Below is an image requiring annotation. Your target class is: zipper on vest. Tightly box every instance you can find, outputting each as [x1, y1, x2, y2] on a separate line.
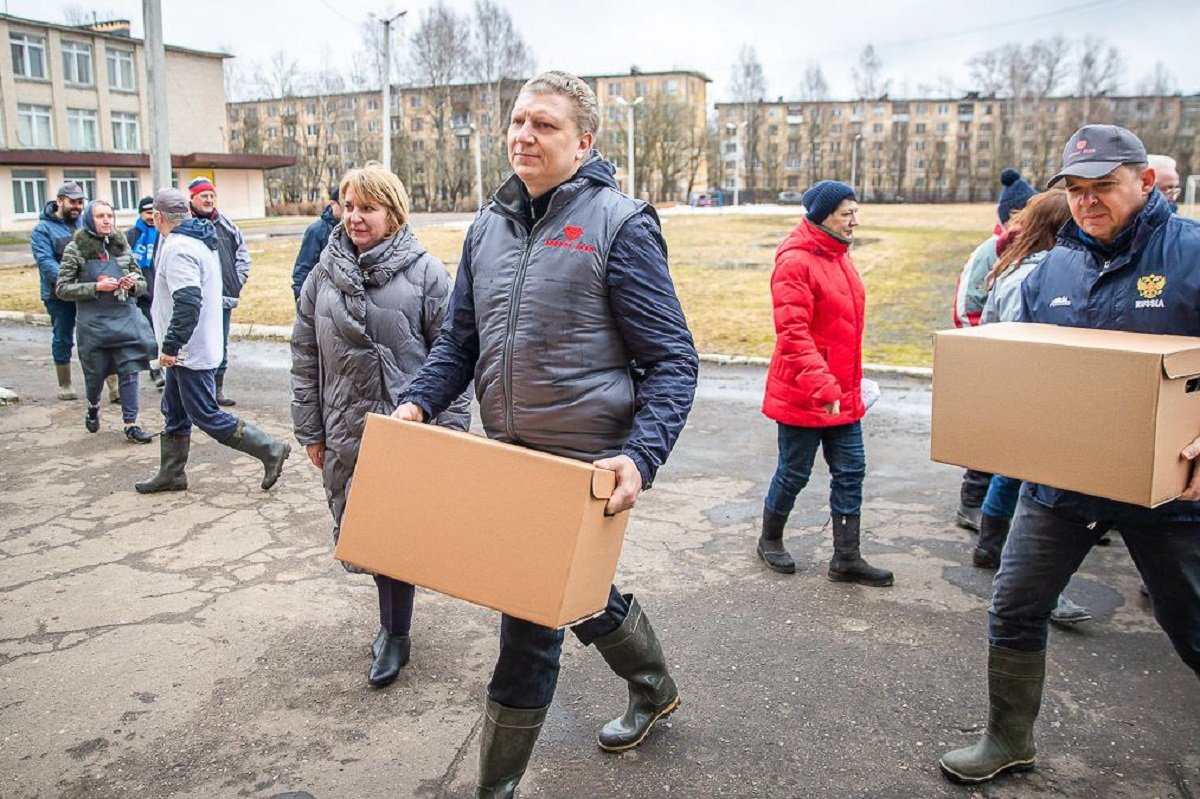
[502, 220, 543, 441]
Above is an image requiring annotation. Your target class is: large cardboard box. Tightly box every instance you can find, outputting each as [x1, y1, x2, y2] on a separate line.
[335, 413, 629, 628]
[931, 322, 1200, 507]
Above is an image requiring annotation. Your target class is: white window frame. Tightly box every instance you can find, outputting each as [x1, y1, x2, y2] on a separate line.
[67, 108, 99, 150]
[12, 169, 47, 216]
[110, 171, 139, 211]
[11, 32, 47, 79]
[112, 112, 140, 152]
[62, 41, 93, 85]
[63, 170, 96, 201]
[106, 48, 136, 91]
[17, 104, 53, 148]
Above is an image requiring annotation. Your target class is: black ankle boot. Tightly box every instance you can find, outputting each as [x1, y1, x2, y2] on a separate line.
[84, 404, 100, 433]
[973, 514, 1011, 569]
[593, 595, 680, 752]
[367, 632, 410, 687]
[757, 509, 796, 573]
[828, 513, 894, 587]
[476, 698, 548, 799]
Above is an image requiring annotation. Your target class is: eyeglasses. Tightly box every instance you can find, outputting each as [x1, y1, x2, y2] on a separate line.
[1162, 186, 1182, 199]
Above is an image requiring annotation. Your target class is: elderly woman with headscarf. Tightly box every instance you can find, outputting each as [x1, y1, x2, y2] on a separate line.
[291, 163, 470, 689]
[55, 200, 156, 443]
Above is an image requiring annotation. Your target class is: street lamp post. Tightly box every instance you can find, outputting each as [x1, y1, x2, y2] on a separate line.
[456, 125, 484, 210]
[378, 10, 407, 172]
[614, 96, 643, 197]
[850, 133, 863, 195]
[726, 121, 747, 206]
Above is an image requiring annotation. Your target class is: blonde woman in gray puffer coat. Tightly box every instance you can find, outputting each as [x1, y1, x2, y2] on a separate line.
[291, 163, 470, 689]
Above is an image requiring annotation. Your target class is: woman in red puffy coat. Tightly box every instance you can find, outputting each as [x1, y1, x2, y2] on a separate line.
[758, 180, 893, 587]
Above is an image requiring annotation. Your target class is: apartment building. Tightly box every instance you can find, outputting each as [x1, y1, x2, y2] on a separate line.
[0, 13, 292, 230]
[714, 93, 1200, 203]
[227, 68, 710, 210]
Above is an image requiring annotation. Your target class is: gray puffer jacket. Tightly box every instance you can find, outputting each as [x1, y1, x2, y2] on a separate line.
[291, 224, 470, 533]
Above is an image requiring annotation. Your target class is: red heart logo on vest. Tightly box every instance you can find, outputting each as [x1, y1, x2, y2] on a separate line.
[563, 225, 583, 241]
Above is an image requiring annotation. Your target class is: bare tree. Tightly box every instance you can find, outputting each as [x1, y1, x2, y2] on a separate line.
[409, 1, 474, 209]
[852, 44, 890, 99]
[799, 62, 829, 101]
[729, 45, 766, 103]
[471, 0, 535, 189]
[1074, 34, 1122, 118]
[1029, 36, 1069, 97]
[61, 5, 116, 25]
[1137, 62, 1177, 95]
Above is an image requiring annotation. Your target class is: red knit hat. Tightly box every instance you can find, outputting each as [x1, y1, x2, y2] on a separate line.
[188, 177, 216, 198]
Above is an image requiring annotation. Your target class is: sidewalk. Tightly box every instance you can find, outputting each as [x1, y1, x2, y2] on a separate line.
[0, 322, 1195, 798]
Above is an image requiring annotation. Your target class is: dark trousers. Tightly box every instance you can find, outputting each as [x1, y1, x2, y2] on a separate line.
[487, 585, 629, 709]
[374, 574, 415, 635]
[217, 307, 231, 376]
[764, 421, 866, 517]
[990, 494, 1200, 675]
[960, 469, 993, 508]
[161, 366, 239, 441]
[85, 372, 140, 423]
[43, 297, 76, 364]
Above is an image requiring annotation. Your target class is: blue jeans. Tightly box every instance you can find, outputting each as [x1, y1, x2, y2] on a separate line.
[990, 492, 1200, 675]
[161, 367, 239, 441]
[764, 421, 865, 517]
[487, 585, 629, 709]
[982, 474, 1022, 519]
[43, 297, 76, 364]
[217, 307, 231, 376]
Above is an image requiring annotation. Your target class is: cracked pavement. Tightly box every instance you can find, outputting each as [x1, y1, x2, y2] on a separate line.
[1, 320, 1196, 798]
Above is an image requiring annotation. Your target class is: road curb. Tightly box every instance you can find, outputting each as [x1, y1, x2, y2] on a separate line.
[0, 310, 933, 379]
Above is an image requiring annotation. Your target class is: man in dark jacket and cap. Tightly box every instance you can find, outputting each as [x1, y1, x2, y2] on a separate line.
[940, 124, 1200, 785]
[127, 196, 163, 388]
[394, 70, 699, 798]
[31, 181, 85, 399]
[291, 187, 342, 301]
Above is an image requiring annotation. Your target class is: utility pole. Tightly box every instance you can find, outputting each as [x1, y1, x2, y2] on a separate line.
[142, 0, 171, 192]
[614, 96, 643, 197]
[379, 10, 407, 172]
[456, 125, 483, 209]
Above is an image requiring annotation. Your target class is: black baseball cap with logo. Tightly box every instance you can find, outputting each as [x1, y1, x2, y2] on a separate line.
[1047, 124, 1148, 187]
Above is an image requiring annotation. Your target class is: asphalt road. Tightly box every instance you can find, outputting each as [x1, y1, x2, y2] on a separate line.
[0, 321, 1196, 799]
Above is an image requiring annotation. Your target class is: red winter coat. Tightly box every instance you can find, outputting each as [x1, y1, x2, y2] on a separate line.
[762, 219, 865, 428]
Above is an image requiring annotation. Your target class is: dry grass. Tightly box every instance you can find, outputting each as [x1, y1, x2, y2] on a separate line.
[0, 205, 998, 367]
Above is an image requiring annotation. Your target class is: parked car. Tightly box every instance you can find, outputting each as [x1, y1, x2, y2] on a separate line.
[777, 191, 804, 204]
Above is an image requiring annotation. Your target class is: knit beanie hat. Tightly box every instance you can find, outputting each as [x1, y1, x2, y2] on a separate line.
[188, 177, 216, 198]
[997, 168, 1036, 223]
[803, 180, 857, 224]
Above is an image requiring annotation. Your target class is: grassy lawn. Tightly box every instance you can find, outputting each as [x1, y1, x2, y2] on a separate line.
[0, 203, 996, 367]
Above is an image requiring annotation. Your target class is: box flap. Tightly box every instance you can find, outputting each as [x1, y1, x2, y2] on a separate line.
[1162, 348, 1200, 379]
[591, 469, 616, 499]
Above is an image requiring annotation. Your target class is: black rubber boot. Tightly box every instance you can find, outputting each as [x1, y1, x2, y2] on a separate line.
[593, 595, 680, 752]
[757, 509, 796, 573]
[215, 374, 236, 407]
[827, 513, 894, 587]
[973, 513, 1011, 569]
[475, 698, 548, 799]
[134, 434, 190, 493]
[225, 420, 290, 490]
[939, 646, 1045, 784]
[367, 633, 410, 687]
[150, 367, 165, 389]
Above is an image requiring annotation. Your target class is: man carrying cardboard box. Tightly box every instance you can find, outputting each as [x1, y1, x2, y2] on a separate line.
[393, 71, 699, 798]
[940, 125, 1200, 785]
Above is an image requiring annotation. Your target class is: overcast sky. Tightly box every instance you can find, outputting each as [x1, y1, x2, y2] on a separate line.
[6, 0, 1199, 102]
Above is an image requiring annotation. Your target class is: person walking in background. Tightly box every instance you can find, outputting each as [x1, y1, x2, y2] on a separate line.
[32, 181, 85, 400]
[952, 168, 1036, 532]
[291, 165, 469, 688]
[940, 124, 1200, 785]
[188, 177, 249, 408]
[54, 200, 156, 443]
[757, 180, 893, 588]
[393, 70, 698, 798]
[136, 188, 289, 495]
[127, 196, 164, 389]
[292, 187, 342, 302]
